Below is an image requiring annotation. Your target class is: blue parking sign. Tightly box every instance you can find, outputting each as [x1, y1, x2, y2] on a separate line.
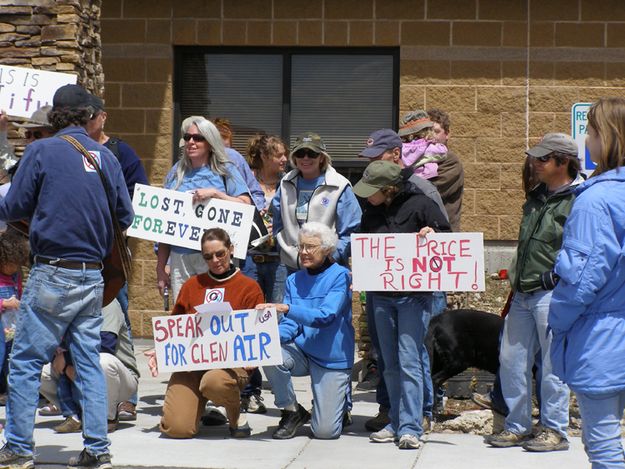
[571, 103, 595, 174]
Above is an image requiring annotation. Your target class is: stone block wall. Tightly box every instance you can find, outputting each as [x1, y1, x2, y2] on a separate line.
[103, 0, 625, 336]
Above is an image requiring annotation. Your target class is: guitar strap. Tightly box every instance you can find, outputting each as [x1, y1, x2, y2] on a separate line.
[59, 135, 132, 281]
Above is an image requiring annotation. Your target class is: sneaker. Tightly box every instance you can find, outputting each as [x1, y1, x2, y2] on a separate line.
[471, 392, 493, 410]
[0, 444, 34, 469]
[422, 415, 432, 434]
[272, 403, 310, 440]
[342, 410, 353, 429]
[365, 409, 390, 432]
[201, 407, 228, 426]
[67, 449, 112, 469]
[485, 430, 531, 448]
[369, 427, 396, 443]
[240, 394, 267, 414]
[398, 434, 421, 449]
[523, 427, 569, 452]
[356, 362, 380, 391]
[54, 416, 82, 434]
[117, 401, 136, 421]
[229, 422, 252, 438]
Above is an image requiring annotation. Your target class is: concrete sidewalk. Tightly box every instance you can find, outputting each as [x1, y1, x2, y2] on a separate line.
[1, 339, 592, 468]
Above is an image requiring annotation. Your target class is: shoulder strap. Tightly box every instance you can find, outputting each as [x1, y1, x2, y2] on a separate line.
[104, 137, 122, 162]
[59, 135, 131, 276]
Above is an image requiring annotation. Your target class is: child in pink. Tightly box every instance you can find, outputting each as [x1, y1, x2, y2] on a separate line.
[398, 113, 448, 180]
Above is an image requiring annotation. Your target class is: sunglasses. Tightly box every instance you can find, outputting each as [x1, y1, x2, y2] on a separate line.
[183, 133, 207, 143]
[25, 130, 45, 140]
[535, 155, 553, 163]
[203, 249, 228, 261]
[294, 150, 320, 159]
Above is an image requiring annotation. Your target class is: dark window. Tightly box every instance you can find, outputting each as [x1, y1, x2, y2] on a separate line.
[174, 47, 399, 178]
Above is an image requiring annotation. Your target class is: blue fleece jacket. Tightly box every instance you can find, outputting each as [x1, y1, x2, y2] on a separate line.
[104, 138, 148, 200]
[549, 168, 625, 394]
[0, 126, 134, 263]
[279, 262, 354, 369]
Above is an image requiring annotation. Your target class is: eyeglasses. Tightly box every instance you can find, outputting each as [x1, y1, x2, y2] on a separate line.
[183, 133, 207, 143]
[203, 249, 228, 261]
[294, 150, 320, 159]
[298, 243, 322, 253]
[25, 130, 45, 140]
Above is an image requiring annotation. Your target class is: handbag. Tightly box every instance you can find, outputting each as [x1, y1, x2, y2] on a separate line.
[60, 135, 131, 306]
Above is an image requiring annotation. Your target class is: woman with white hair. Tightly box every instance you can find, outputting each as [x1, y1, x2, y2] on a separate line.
[156, 116, 252, 301]
[256, 221, 354, 440]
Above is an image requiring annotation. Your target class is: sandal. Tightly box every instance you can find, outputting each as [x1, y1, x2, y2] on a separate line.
[38, 403, 61, 416]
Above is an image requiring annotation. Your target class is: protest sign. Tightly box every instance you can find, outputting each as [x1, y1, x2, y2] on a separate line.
[351, 232, 485, 292]
[127, 184, 255, 259]
[152, 303, 282, 373]
[0, 65, 77, 119]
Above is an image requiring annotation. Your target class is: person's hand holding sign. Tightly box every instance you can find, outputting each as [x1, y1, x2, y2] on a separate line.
[418, 226, 434, 238]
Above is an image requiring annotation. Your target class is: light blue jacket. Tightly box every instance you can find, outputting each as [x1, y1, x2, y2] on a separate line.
[278, 262, 354, 370]
[549, 168, 625, 394]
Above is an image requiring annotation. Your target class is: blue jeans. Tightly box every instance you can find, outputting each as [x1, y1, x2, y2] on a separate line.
[372, 293, 431, 437]
[240, 254, 287, 303]
[421, 305, 434, 418]
[365, 292, 390, 410]
[499, 290, 569, 437]
[58, 373, 81, 418]
[263, 342, 350, 439]
[5, 264, 109, 457]
[577, 391, 625, 469]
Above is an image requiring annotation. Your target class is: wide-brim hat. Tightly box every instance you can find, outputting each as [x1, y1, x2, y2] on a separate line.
[398, 109, 434, 137]
[12, 105, 52, 129]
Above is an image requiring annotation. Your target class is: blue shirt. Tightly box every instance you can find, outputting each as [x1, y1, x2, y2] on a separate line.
[164, 160, 250, 254]
[0, 126, 134, 263]
[104, 138, 149, 200]
[226, 147, 265, 211]
[279, 262, 354, 369]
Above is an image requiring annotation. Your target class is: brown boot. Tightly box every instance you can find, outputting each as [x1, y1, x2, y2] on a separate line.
[54, 416, 81, 433]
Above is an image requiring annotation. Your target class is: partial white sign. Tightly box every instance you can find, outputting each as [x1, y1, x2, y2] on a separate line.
[127, 184, 254, 259]
[351, 232, 485, 292]
[571, 102, 595, 175]
[0, 65, 77, 118]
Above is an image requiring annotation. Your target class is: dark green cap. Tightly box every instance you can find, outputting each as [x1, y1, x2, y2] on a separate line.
[353, 161, 402, 198]
[290, 132, 327, 156]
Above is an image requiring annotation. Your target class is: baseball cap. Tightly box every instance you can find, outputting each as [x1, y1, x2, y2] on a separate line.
[359, 129, 402, 158]
[526, 133, 578, 158]
[290, 132, 327, 156]
[13, 105, 52, 129]
[398, 109, 434, 137]
[353, 161, 402, 198]
[52, 84, 92, 111]
[89, 93, 105, 113]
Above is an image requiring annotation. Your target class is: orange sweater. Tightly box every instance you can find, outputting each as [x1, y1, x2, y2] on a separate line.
[172, 270, 264, 315]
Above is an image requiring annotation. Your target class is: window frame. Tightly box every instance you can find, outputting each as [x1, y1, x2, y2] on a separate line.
[173, 46, 400, 173]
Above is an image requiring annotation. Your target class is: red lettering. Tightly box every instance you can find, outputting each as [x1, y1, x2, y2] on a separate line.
[153, 319, 168, 342]
[194, 315, 204, 337]
[380, 272, 398, 290]
[383, 236, 395, 258]
[459, 240, 470, 257]
[428, 272, 441, 290]
[191, 343, 200, 363]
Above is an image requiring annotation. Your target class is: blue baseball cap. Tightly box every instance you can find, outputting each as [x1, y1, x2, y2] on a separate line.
[359, 129, 402, 158]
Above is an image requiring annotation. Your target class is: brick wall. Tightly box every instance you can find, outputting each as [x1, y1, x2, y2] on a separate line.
[99, 0, 625, 336]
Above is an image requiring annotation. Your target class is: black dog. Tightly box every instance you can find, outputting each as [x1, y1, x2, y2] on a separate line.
[426, 309, 503, 391]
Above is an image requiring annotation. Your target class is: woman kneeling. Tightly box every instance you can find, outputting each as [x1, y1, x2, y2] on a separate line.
[157, 228, 264, 438]
[258, 222, 354, 440]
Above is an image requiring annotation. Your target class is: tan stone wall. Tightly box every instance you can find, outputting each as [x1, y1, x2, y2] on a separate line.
[99, 0, 625, 336]
[0, 0, 104, 150]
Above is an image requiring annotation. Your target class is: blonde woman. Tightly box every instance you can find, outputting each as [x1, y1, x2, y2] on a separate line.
[156, 116, 251, 301]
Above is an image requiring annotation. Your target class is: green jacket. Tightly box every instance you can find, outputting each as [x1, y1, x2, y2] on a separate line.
[511, 175, 584, 293]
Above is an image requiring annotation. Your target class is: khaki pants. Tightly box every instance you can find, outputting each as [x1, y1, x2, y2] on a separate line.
[160, 368, 249, 439]
[40, 353, 138, 420]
